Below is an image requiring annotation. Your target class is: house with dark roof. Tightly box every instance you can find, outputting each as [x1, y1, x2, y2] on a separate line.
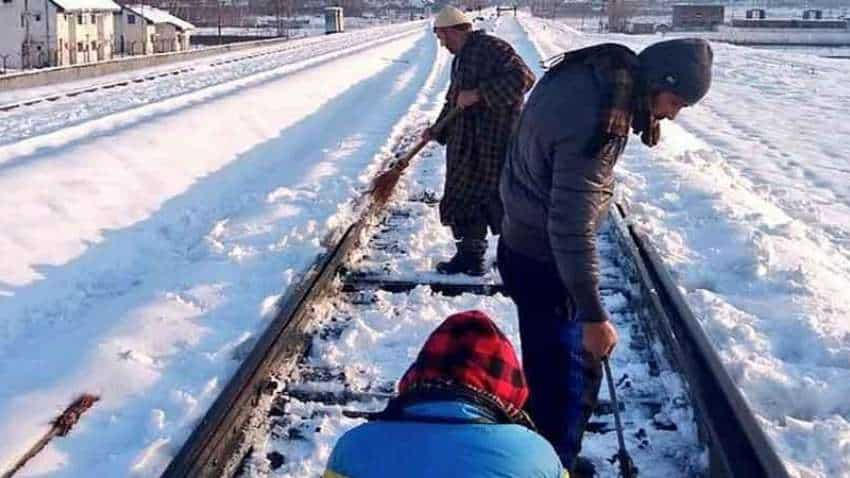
[115, 4, 195, 55]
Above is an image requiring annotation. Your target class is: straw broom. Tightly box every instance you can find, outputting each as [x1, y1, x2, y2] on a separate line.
[370, 107, 462, 203]
[2, 394, 99, 478]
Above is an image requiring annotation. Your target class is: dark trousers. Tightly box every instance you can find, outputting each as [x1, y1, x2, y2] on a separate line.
[450, 220, 488, 258]
[446, 200, 502, 258]
[497, 239, 603, 470]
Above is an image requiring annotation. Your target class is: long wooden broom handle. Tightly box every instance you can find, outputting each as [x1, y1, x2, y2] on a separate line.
[393, 106, 463, 171]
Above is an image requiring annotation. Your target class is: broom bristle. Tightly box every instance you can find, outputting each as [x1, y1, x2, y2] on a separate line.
[371, 168, 402, 203]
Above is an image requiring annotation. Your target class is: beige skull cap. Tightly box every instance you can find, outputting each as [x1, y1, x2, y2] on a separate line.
[434, 5, 471, 28]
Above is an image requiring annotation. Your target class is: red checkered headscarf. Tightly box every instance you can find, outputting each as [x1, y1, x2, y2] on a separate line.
[398, 310, 529, 412]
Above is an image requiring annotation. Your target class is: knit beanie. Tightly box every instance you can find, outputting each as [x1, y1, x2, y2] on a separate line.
[434, 6, 471, 28]
[638, 38, 713, 105]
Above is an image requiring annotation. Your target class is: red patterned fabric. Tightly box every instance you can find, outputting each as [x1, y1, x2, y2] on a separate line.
[398, 310, 528, 411]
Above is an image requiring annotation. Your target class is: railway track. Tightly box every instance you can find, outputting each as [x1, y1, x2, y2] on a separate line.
[161, 122, 791, 477]
[0, 68, 194, 113]
[0, 22, 423, 116]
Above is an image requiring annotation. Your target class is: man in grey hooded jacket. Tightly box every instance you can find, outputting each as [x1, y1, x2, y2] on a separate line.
[498, 38, 713, 475]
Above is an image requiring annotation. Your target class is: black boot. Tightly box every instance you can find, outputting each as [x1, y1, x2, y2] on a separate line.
[462, 238, 487, 276]
[435, 250, 467, 275]
[436, 241, 486, 276]
[570, 456, 597, 478]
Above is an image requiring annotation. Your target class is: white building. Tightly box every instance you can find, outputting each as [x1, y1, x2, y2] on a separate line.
[115, 5, 194, 55]
[0, 0, 121, 69]
[714, 19, 850, 46]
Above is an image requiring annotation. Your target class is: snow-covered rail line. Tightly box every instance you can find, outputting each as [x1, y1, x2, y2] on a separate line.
[608, 207, 790, 478]
[0, 29, 366, 115]
[0, 68, 193, 113]
[0, 22, 425, 145]
[237, 206, 701, 478]
[160, 124, 791, 478]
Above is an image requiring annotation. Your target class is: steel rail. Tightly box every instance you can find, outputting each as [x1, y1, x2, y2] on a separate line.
[609, 203, 790, 478]
[161, 208, 379, 476]
[161, 151, 399, 477]
[161, 187, 791, 478]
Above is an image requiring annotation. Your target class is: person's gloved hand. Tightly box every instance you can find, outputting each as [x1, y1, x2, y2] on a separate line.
[456, 89, 481, 108]
[582, 320, 618, 362]
[641, 118, 660, 147]
[421, 126, 433, 143]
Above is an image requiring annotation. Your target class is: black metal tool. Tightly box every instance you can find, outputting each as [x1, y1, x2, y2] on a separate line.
[603, 357, 638, 478]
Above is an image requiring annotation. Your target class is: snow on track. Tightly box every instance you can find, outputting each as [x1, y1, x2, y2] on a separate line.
[234, 121, 704, 477]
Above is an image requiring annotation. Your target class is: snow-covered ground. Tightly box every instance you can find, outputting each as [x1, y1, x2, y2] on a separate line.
[0, 10, 848, 478]
[0, 20, 438, 477]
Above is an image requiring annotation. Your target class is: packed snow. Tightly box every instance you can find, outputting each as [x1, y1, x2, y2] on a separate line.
[0, 10, 848, 478]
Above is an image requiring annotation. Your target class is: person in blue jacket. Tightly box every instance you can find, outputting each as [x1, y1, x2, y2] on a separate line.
[323, 310, 566, 478]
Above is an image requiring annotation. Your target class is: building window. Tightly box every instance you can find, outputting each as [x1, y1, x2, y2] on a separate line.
[34, 14, 41, 21]
[91, 41, 96, 49]
[77, 42, 83, 52]
[2, 0, 13, 4]
[127, 14, 135, 24]
[91, 14, 95, 23]
[77, 14, 83, 24]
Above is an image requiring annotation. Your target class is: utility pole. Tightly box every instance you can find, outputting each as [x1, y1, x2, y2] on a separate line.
[44, 0, 51, 66]
[217, 0, 222, 45]
[275, 0, 283, 37]
[22, 0, 32, 68]
[140, 2, 146, 54]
